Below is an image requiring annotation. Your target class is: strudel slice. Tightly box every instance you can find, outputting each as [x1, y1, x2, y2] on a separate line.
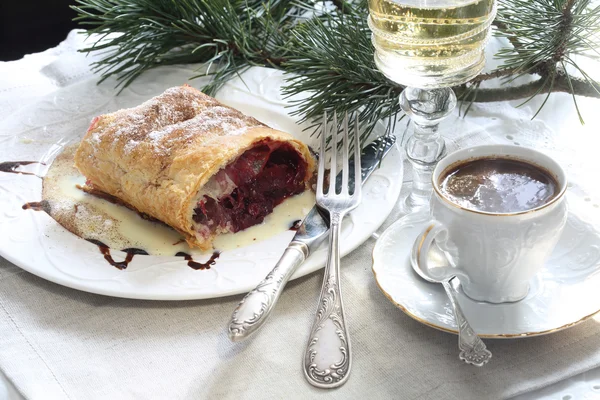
[75, 85, 315, 250]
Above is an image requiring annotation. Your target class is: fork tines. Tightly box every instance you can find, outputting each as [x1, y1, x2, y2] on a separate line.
[318, 111, 362, 199]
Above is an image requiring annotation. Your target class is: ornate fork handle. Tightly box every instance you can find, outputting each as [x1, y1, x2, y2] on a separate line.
[442, 281, 492, 367]
[303, 211, 351, 388]
[228, 242, 309, 341]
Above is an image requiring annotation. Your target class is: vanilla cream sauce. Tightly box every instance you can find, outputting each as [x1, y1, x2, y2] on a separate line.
[43, 145, 314, 255]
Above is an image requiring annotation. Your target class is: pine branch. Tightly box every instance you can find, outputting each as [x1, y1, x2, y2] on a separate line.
[282, 10, 402, 137]
[71, 0, 600, 133]
[471, 67, 521, 82]
[457, 73, 600, 102]
[72, 0, 300, 94]
[492, 0, 600, 119]
[492, 20, 524, 51]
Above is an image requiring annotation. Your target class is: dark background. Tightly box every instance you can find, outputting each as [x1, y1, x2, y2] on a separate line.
[1, 1, 78, 61]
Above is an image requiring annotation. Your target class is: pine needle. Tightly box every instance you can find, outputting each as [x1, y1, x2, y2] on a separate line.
[71, 0, 600, 129]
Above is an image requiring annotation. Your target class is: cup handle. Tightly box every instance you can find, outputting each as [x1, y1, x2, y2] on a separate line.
[415, 221, 470, 284]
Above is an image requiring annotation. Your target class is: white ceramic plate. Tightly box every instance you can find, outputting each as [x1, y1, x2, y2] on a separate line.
[0, 66, 403, 300]
[372, 211, 600, 338]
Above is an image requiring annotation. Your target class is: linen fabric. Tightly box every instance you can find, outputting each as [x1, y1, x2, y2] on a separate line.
[1, 30, 600, 400]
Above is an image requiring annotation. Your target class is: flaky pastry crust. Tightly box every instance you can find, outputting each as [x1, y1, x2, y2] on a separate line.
[74, 85, 315, 250]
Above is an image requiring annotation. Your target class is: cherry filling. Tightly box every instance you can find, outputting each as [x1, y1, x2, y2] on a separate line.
[192, 141, 307, 234]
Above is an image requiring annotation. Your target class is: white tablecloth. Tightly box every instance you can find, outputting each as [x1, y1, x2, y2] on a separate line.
[1, 30, 600, 400]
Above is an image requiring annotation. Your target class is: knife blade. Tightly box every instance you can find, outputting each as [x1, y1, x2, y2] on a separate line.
[227, 135, 396, 342]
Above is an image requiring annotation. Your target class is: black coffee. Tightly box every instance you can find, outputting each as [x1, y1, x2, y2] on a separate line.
[439, 157, 559, 213]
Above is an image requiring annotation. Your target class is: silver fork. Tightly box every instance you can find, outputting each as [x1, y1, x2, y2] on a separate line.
[303, 112, 361, 389]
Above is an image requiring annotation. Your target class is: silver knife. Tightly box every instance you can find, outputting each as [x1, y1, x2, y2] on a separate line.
[227, 135, 396, 342]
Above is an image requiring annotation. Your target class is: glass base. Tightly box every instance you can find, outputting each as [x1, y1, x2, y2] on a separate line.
[403, 153, 445, 213]
[405, 192, 430, 213]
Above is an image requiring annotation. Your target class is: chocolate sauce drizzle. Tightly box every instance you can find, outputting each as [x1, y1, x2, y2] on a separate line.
[175, 251, 220, 270]
[15, 158, 223, 273]
[22, 200, 51, 214]
[25, 198, 219, 272]
[86, 239, 148, 270]
[21, 171, 220, 272]
[290, 219, 302, 231]
[0, 161, 43, 176]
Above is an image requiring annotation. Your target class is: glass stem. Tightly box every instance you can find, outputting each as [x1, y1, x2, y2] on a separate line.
[401, 87, 456, 212]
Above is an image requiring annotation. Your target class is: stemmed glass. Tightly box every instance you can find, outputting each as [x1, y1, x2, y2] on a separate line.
[368, 0, 497, 211]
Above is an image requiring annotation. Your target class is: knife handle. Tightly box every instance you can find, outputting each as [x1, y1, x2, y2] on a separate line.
[228, 241, 309, 342]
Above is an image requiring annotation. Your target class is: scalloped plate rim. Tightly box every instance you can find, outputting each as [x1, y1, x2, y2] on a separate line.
[0, 67, 404, 300]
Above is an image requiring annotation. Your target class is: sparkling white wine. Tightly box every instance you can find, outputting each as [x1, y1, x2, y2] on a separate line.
[368, 0, 496, 88]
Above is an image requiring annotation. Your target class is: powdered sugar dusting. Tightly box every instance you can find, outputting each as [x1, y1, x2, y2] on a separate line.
[44, 144, 191, 255]
[85, 86, 263, 157]
[141, 105, 259, 155]
[123, 139, 139, 153]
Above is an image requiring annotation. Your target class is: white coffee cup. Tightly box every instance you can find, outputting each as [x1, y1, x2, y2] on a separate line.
[413, 145, 568, 303]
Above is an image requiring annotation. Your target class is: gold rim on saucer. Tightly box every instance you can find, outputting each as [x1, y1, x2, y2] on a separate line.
[372, 265, 600, 338]
[371, 218, 600, 339]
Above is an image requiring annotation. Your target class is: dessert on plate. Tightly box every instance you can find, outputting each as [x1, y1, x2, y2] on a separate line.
[75, 85, 315, 250]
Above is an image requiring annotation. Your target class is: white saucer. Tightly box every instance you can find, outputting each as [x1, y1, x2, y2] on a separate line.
[372, 211, 600, 338]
